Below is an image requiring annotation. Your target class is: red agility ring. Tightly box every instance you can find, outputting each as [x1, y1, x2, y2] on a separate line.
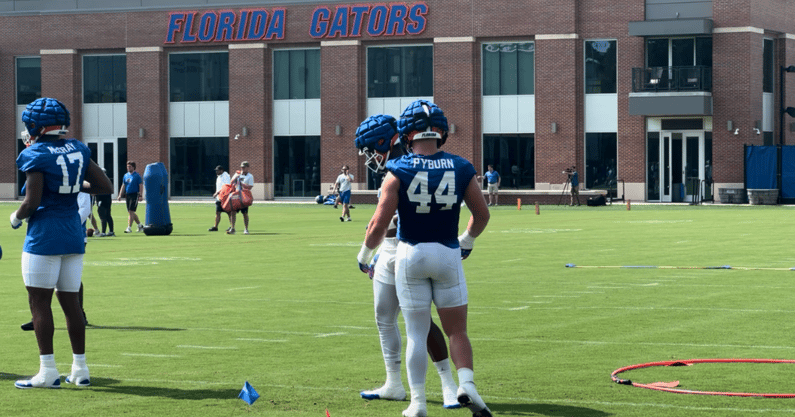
[611, 358, 795, 397]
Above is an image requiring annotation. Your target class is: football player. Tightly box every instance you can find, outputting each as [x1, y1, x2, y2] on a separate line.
[357, 100, 492, 417]
[11, 97, 113, 389]
[354, 114, 460, 409]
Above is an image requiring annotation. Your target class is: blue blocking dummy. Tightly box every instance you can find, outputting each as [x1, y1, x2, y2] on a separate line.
[143, 162, 173, 236]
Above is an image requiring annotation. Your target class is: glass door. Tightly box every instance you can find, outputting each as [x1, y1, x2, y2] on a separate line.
[86, 138, 120, 198]
[658, 131, 705, 203]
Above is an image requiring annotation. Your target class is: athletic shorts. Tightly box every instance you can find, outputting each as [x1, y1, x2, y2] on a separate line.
[488, 184, 499, 193]
[340, 190, 351, 204]
[215, 200, 228, 213]
[126, 193, 139, 212]
[21, 252, 83, 292]
[372, 238, 398, 285]
[394, 241, 467, 311]
[236, 206, 249, 214]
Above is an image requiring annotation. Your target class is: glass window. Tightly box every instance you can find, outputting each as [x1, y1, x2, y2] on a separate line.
[169, 137, 229, 196]
[763, 38, 774, 93]
[482, 134, 534, 189]
[368, 45, 433, 98]
[482, 42, 534, 95]
[585, 40, 616, 94]
[83, 55, 127, 103]
[646, 39, 668, 67]
[274, 49, 320, 100]
[647, 37, 712, 67]
[585, 133, 617, 193]
[16, 57, 41, 105]
[695, 37, 712, 67]
[671, 38, 694, 66]
[274, 136, 321, 197]
[169, 52, 229, 102]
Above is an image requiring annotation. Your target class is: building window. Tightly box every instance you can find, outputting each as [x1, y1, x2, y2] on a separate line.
[368, 45, 433, 98]
[169, 137, 229, 197]
[763, 38, 775, 94]
[274, 49, 320, 100]
[482, 134, 534, 189]
[647, 37, 712, 67]
[585, 133, 617, 192]
[274, 136, 320, 197]
[482, 42, 534, 96]
[169, 52, 229, 102]
[16, 57, 41, 105]
[585, 40, 616, 94]
[83, 55, 127, 103]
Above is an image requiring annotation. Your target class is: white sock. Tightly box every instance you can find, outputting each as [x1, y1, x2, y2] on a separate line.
[408, 382, 426, 404]
[40, 354, 56, 372]
[73, 353, 87, 368]
[458, 367, 474, 385]
[434, 358, 457, 387]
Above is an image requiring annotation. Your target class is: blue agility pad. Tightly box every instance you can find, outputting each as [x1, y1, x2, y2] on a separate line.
[143, 162, 173, 235]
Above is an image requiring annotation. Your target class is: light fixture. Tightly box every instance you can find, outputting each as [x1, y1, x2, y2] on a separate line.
[551, 122, 557, 133]
[449, 124, 456, 134]
[138, 128, 145, 138]
[734, 128, 740, 135]
[727, 120, 733, 131]
[335, 125, 342, 136]
[242, 127, 248, 137]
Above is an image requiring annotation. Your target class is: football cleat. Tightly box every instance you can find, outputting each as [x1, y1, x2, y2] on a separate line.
[65, 367, 90, 387]
[360, 384, 407, 401]
[442, 382, 462, 409]
[457, 382, 492, 417]
[402, 402, 428, 417]
[15, 370, 61, 389]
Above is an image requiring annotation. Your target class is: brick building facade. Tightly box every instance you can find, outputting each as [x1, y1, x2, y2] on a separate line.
[0, 0, 793, 203]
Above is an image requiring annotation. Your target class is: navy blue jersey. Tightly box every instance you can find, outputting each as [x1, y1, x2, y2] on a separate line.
[386, 151, 476, 248]
[16, 138, 90, 255]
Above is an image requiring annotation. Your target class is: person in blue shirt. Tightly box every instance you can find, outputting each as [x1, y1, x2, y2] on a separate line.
[564, 166, 581, 206]
[11, 97, 113, 389]
[478, 165, 500, 206]
[118, 161, 143, 233]
[357, 100, 492, 417]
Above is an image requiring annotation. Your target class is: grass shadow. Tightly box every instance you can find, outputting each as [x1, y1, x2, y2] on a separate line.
[488, 402, 612, 417]
[87, 325, 186, 331]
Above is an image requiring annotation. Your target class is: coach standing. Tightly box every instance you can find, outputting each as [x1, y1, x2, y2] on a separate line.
[118, 161, 143, 233]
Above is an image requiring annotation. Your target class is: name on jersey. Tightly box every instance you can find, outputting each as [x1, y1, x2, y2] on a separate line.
[165, 3, 428, 43]
[47, 143, 77, 154]
[412, 158, 454, 169]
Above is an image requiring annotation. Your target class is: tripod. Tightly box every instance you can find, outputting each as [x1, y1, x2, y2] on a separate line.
[558, 175, 571, 206]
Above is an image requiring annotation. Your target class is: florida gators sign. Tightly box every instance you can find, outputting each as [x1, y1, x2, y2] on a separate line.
[165, 3, 428, 44]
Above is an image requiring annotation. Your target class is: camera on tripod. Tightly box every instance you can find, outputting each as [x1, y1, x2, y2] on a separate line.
[562, 166, 576, 177]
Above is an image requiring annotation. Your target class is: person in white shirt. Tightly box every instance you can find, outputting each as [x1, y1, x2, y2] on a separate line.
[209, 165, 231, 232]
[332, 165, 354, 222]
[228, 161, 254, 235]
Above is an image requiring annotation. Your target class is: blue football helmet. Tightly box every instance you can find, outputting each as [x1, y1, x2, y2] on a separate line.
[354, 114, 401, 173]
[21, 97, 70, 145]
[396, 99, 448, 152]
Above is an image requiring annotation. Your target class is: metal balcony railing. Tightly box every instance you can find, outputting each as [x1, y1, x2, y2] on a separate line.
[632, 66, 712, 93]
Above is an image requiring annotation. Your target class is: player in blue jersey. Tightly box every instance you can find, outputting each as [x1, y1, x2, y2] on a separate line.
[11, 97, 113, 389]
[354, 114, 460, 409]
[119, 161, 144, 233]
[357, 100, 492, 417]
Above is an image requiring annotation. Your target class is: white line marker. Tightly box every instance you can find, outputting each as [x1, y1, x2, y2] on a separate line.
[315, 332, 346, 338]
[177, 345, 239, 350]
[122, 353, 181, 358]
[228, 286, 260, 291]
[235, 338, 287, 342]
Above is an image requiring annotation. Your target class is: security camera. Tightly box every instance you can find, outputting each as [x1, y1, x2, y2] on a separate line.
[753, 128, 761, 135]
[734, 128, 739, 135]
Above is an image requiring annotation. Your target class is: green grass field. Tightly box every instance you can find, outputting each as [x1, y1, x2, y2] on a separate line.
[2, 201, 795, 416]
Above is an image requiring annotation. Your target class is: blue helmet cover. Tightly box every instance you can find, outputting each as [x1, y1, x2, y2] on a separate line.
[354, 114, 398, 153]
[21, 97, 71, 137]
[396, 99, 448, 138]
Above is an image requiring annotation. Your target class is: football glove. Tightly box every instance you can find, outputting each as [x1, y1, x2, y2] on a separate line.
[368, 254, 380, 280]
[357, 244, 376, 276]
[458, 230, 475, 260]
[10, 212, 22, 229]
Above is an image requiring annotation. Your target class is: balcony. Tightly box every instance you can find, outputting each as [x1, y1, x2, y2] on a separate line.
[629, 66, 713, 116]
